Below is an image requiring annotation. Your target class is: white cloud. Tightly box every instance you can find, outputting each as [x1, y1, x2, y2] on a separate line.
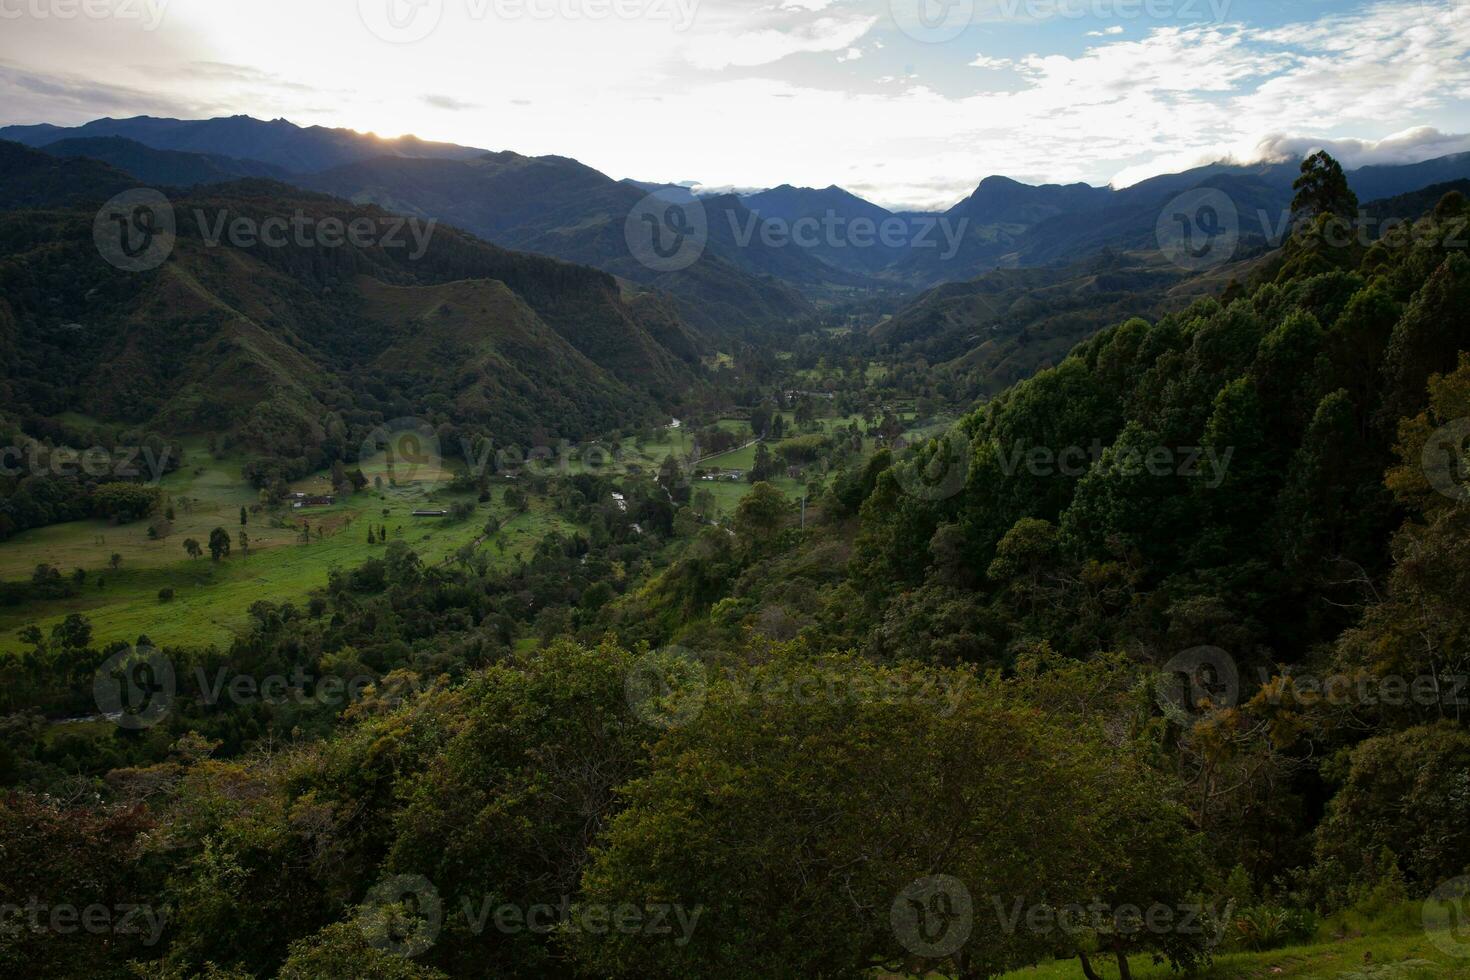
[1249, 127, 1470, 170]
[1087, 26, 1124, 36]
[2, 0, 1468, 210]
[682, 14, 878, 70]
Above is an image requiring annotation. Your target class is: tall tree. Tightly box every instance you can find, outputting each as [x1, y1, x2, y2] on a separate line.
[1291, 150, 1358, 223]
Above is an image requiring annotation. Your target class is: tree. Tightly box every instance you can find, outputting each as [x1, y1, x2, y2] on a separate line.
[1291, 150, 1358, 223]
[733, 482, 792, 554]
[239, 529, 250, 555]
[49, 614, 92, 650]
[382, 640, 648, 977]
[575, 654, 1207, 980]
[184, 538, 202, 559]
[109, 553, 122, 570]
[1378, 252, 1470, 430]
[749, 443, 775, 483]
[658, 454, 683, 490]
[92, 482, 160, 523]
[208, 527, 232, 561]
[750, 403, 772, 438]
[240, 506, 248, 526]
[1315, 724, 1470, 893]
[278, 922, 448, 980]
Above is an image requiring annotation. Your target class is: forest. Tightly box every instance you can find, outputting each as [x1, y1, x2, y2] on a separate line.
[2, 152, 1469, 978]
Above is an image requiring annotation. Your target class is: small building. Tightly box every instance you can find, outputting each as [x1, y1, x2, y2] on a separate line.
[411, 509, 449, 517]
[611, 492, 627, 512]
[292, 494, 335, 508]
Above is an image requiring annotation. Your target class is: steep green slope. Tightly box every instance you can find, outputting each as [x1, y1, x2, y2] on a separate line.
[300, 153, 824, 338]
[0, 178, 705, 481]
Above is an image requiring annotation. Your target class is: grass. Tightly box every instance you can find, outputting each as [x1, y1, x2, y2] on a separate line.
[0, 440, 572, 653]
[0, 407, 933, 651]
[976, 902, 1468, 980]
[994, 931, 1460, 979]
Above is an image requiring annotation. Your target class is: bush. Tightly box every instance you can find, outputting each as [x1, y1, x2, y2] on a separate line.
[158, 588, 175, 602]
[1232, 905, 1316, 951]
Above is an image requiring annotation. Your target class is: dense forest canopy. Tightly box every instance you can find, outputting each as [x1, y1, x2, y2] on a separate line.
[3, 150, 1470, 979]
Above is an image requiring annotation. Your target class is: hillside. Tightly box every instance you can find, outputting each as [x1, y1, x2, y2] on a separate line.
[41, 136, 292, 186]
[0, 140, 139, 210]
[741, 183, 902, 275]
[301, 152, 830, 337]
[871, 250, 1199, 391]
[0, 177, 704, 482]
[896, 157, 1470, 284]
[874, 174, 1470, 393]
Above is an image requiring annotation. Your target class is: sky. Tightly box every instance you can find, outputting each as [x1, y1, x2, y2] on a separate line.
[0, 0, 1467, 210]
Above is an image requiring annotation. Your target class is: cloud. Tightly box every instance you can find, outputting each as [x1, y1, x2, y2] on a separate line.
[1248, 127, 1470, 170]
[682, 14, 878, 70]
[422, 94, 478, 111]
[2, 0, 1469, 210]
[0, 63, 193, 120]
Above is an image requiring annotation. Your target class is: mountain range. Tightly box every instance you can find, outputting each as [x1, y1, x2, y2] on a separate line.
[5, 113, 1470, 407]
[7, 115, 1470, 295]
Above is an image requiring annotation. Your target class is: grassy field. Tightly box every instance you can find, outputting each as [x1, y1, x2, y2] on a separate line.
[1, 408, 942, 652]
[0, 441, 574, 653]
[992, 931, 1461, 979]
[951, 903, 1470, 980]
